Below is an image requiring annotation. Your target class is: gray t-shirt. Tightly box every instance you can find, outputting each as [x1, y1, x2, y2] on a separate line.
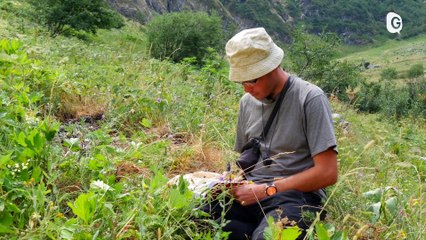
[234, 76, 337, 183]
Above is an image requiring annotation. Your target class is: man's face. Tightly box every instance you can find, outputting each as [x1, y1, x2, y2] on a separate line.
[241, 74, 274, 100]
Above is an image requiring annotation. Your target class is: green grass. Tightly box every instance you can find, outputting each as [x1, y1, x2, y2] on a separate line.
[339, 34, 426, 82]
[1, 1, 426, 239]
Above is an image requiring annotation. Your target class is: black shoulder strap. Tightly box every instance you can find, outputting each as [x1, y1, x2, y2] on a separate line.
[262, 76, 293, 138]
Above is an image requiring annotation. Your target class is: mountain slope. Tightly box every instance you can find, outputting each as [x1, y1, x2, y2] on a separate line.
[107, 0, 426, 44]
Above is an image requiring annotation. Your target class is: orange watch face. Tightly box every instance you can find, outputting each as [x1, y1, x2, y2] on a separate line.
[266, 185, 277, 196]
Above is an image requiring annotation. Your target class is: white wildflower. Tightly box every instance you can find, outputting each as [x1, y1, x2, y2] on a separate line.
[90, 180, 113, 191]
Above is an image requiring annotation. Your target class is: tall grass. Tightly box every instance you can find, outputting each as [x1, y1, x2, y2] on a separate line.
[1, 1, 425, 239]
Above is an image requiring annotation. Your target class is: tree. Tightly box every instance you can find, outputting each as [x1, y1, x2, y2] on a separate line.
[145, 11, 224, 64]
[30, 0, 124, 37]
[287, 28, 361, 101]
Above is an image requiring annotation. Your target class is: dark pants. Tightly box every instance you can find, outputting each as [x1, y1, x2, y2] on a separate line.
[203, 190, 325, 240]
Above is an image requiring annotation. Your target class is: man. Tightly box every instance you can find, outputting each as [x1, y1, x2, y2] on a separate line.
[210, 28, 338, 239]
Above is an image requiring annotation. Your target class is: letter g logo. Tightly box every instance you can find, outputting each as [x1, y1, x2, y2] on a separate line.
[386, 12, 403, 34]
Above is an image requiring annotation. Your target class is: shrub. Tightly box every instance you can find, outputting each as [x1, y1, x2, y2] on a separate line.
[145, 11, 224, 64]
[355, 81, 382, 113]
[355, 79, 425, 118]
[407, 63, 424, 79]
[29, 0, 124, 37]
[287, 28, 360, 101]
[380, 67, 398, 81]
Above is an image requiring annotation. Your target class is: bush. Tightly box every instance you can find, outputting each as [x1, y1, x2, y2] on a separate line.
[29, 0, 124, 37]
[287, 28, 360, 101]
[407, 63, 424, 79]
[380, 67, 398, 81]
[145, 11, 224, 64]
[355, 81, 382, 113]
[355, 78, 426, 118]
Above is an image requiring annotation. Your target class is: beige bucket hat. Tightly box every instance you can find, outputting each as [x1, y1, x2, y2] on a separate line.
[225, 27, 284, 82]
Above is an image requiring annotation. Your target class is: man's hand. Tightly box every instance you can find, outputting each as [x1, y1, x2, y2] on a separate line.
[231, 182, 267, 206]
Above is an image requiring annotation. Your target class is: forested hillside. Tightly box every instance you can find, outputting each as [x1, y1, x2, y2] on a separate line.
[107, 0, 426, 44]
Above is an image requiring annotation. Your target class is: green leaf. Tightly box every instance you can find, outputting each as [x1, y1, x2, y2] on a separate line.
[263, 216, 301, 240]
[64, 138, 81, 151]
[0, 152, 12, 168]
[0, 211, 14, 233]
[60, 218, 78, 240]
[67, 192, 96, 224]
[178, 175, 188, 194]
[315, 223, 331, 240]
[281, 227, 301, 240]
[32, 131, 45, 154]
[385, 197, 398, 217]
[148, 170, 168, 194]
[168, 187, 193, 209]
[16, 131, 27, 147]
[5, 202, 20, 214]
[40, 120, 59, 141]
[141, 118, 152, 128]
[367, 202, 381, 223]
[88, 154, 107, 170]
[362, 188, 383, 202]
[31, 166, 42, 183]
[263, 216, 279, 240]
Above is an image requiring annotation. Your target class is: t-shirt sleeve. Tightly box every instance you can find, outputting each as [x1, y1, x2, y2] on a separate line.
[234, 100, 247, 153]
[304, 93, 338, 157]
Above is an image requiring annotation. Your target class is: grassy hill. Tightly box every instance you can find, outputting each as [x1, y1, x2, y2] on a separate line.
[1, 1, 426, 239]
[340, 34, 426, 82]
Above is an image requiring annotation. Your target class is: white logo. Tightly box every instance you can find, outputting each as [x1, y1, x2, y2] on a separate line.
[386, 12, 403, 34]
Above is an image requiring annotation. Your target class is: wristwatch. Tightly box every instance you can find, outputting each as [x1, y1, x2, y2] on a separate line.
[265, 182, 278, 196]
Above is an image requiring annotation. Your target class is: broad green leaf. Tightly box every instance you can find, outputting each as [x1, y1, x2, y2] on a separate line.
[315, 223, 330, 240]
[32, 132, 45, 154]
[88, 155, 107, 170]
[281, 227, 301, 240]
[385, 197, 398, 216]
[31, 166, 42, 183]
[18, 147, 35, 161]
[67, 192, 96, 224]
[368, 202, 381, 223]
[263, 216, 301, 240]
[0, 152, 12, 167]
[362, 188, 382, 202]
[0, 211, 14, 233]
[168, 187, 193, 209]
[148, 170, 168, 194]
[61, 218, 78, 240]
[16, 131, 27, 147]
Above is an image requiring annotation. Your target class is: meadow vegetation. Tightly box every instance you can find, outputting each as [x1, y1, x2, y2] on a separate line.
[1, 1, 425, 239]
